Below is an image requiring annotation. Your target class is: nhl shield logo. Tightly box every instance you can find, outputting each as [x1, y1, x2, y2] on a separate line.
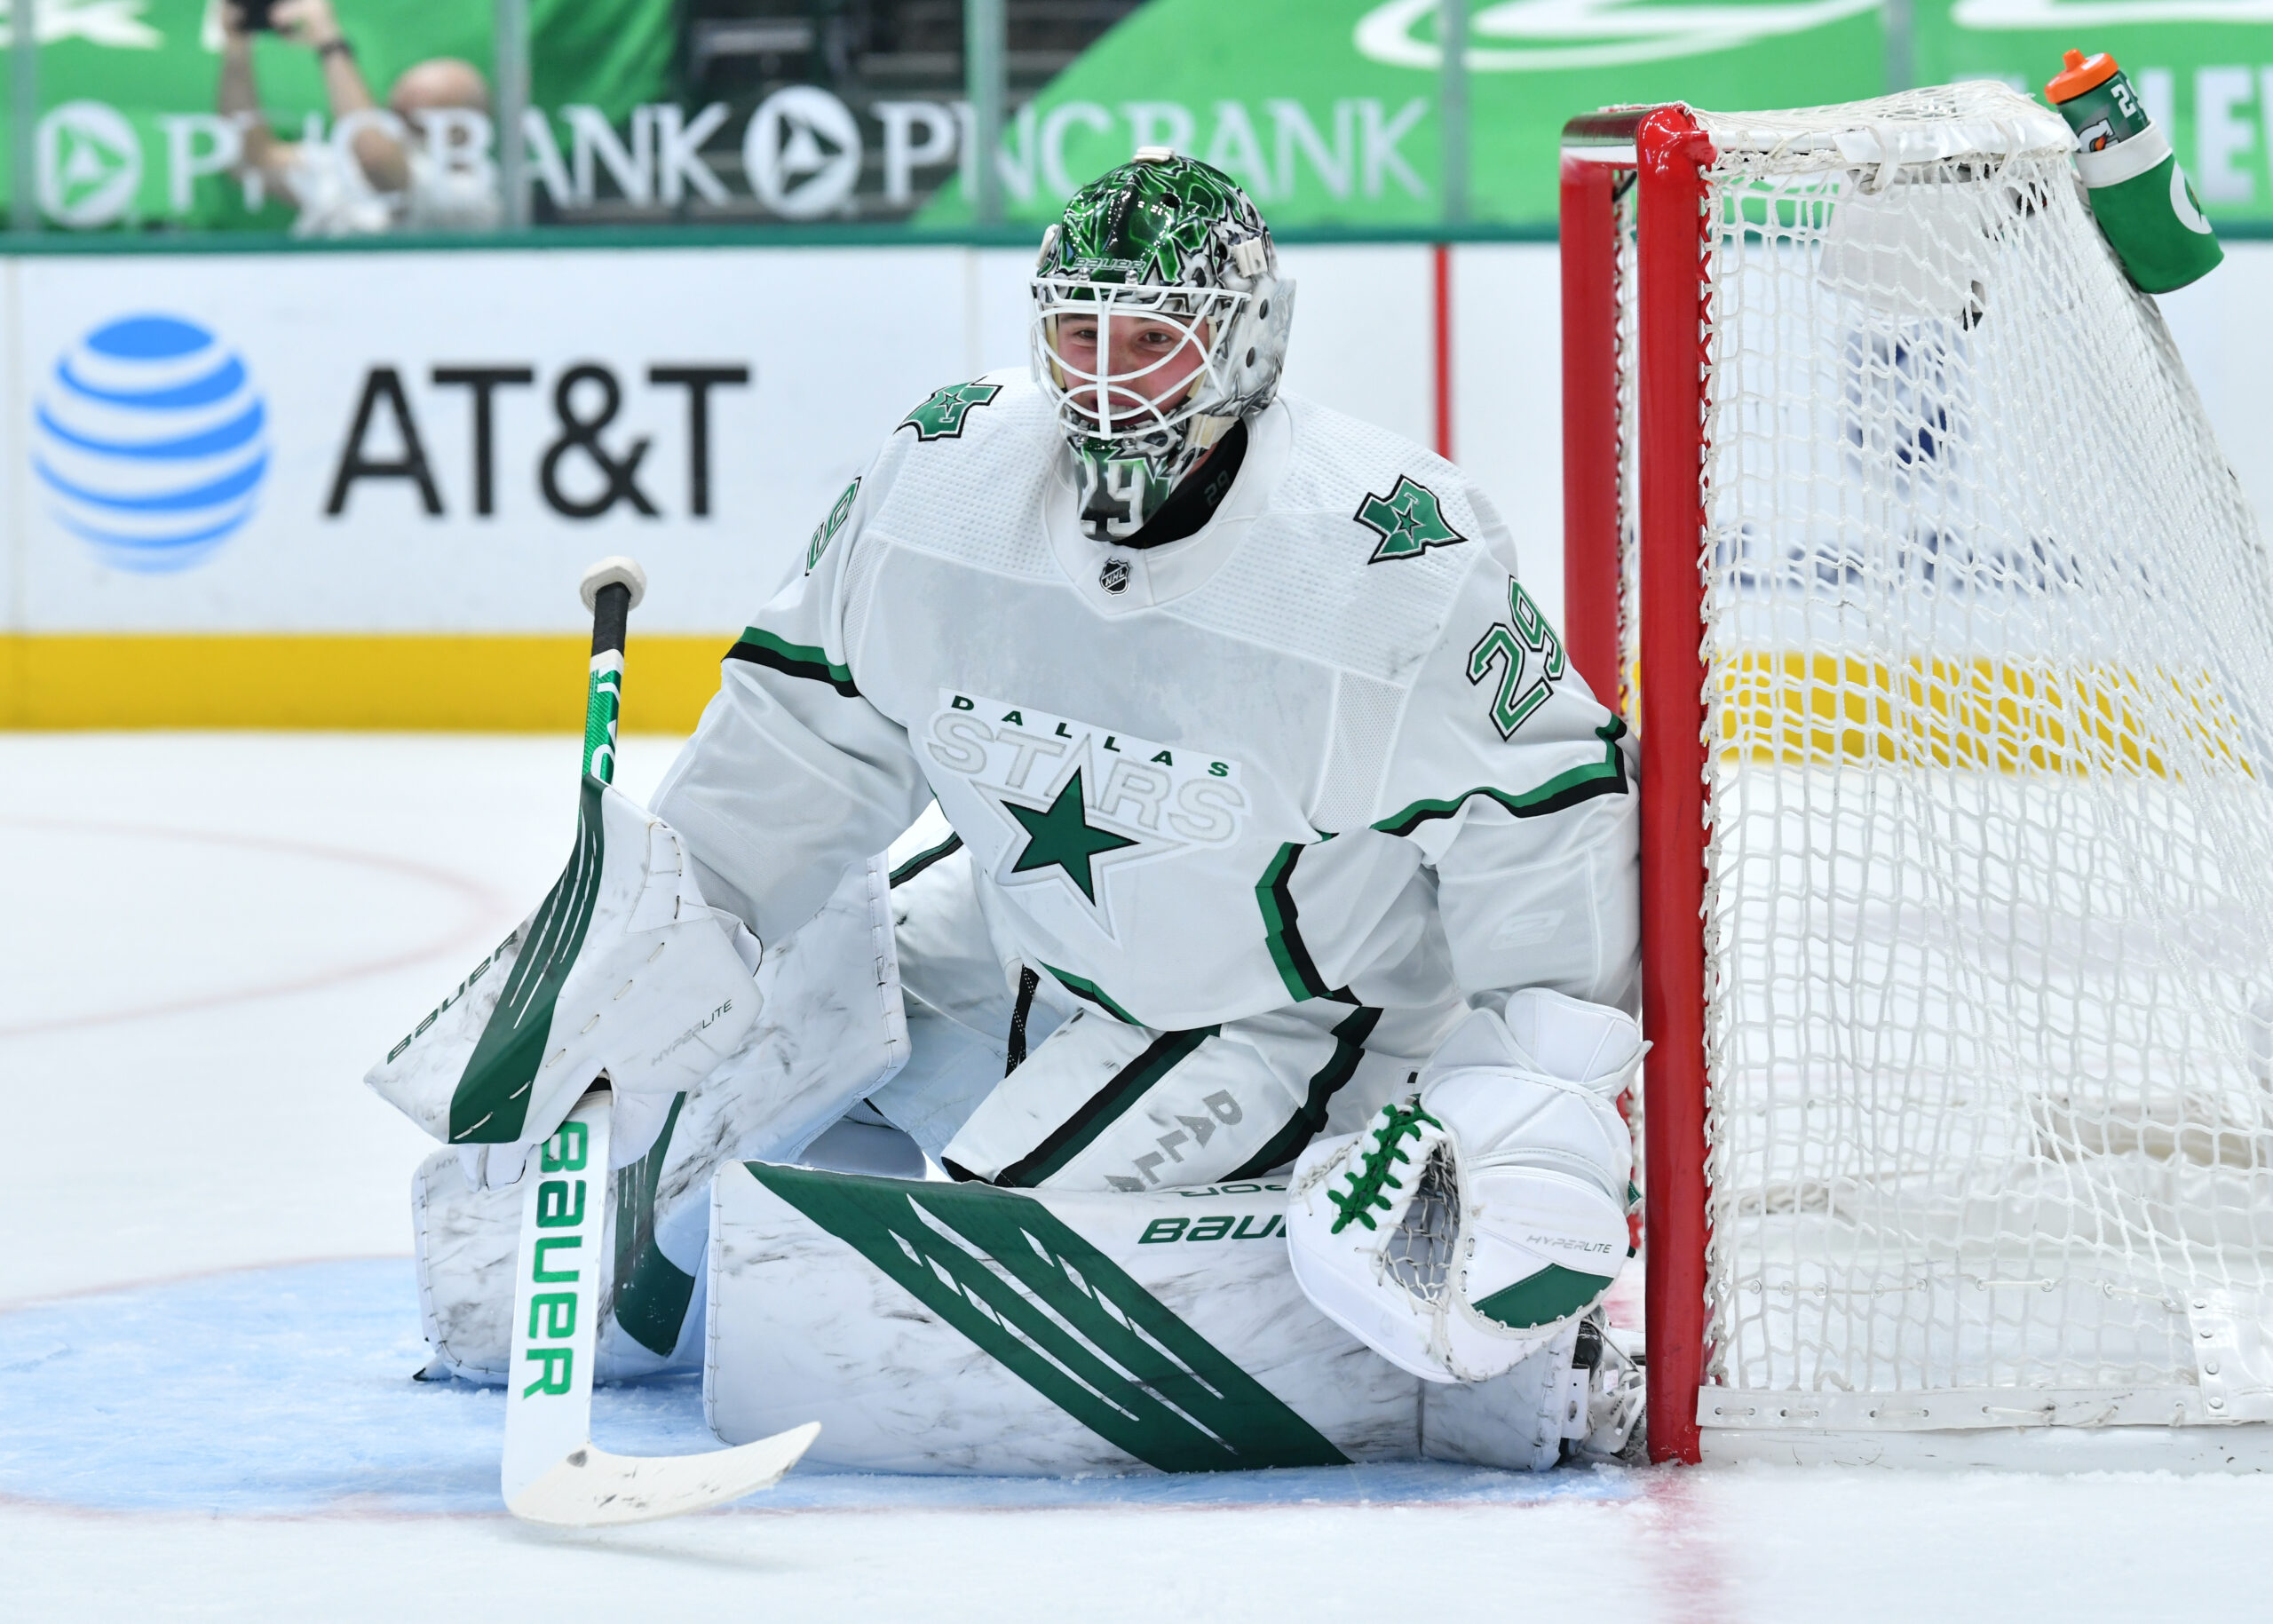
[1099, 557, 1131, 594]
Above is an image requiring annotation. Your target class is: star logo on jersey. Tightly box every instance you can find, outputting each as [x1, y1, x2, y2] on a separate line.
[1003, 767, 1140, 902]
[899, 380, 1002, 441]
[1354, 474, 1465, 563]
[921, 693, 1251, 941]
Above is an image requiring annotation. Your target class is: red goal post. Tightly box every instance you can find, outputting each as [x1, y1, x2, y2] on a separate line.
[1561, 104, 1715, 1467]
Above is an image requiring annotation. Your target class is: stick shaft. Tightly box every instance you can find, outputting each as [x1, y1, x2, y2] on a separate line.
[582, 581, 631, 786]
[502, 1092, 612, 1506]
[503, 559, 820, 1524]
[508, 570, 632, 1506]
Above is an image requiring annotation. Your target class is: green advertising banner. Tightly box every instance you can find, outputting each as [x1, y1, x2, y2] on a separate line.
[12, 0, 2271, 233]
[919, 0, 1892, 228]
[6, 0, 670, 228]
[1917, 0, 2273, 217]
[916, 0, 2273, 228]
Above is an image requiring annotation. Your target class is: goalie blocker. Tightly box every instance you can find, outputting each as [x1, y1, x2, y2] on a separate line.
[367, 779, 765, 1171]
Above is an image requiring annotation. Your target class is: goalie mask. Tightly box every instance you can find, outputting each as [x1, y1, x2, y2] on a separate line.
[1030, 150, 1295, 543]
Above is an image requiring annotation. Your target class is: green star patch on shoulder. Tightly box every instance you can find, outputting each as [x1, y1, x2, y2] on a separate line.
[1354, 474, 1466, 563]
[900, 381, 1002, 441]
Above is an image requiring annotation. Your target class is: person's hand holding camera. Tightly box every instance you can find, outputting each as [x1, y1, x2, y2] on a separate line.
[269, 0, 349, 54]
[220, 1, 348, 54]
[215, 0, 493, 230]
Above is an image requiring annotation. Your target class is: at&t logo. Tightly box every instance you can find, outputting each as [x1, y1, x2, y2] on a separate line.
[35, 314, 268, 573]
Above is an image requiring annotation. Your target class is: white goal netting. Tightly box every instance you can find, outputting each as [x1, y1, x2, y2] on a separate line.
[1640, 84, 2273, 1430]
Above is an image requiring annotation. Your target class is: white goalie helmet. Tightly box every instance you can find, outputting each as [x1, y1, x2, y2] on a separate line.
[1029, 148, 1295, 541]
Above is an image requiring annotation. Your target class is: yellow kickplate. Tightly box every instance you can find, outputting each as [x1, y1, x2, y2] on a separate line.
[0, 633, 728, 732]
[1715, 651, 2249, 778]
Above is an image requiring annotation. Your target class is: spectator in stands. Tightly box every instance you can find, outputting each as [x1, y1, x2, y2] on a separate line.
[218, 0, 501, 236]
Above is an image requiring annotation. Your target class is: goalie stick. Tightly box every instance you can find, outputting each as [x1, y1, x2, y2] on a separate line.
[496, 555, 819, 1527]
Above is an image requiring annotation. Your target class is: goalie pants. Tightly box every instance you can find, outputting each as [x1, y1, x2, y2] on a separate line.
[411, 835, 1464, 1382]
[881, 837, 1460, 1192]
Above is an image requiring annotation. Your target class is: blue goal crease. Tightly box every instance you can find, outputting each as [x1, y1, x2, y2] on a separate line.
[0, 1258, 1641, 1518]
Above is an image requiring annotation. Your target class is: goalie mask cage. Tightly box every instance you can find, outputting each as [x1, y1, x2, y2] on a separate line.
[1561, 84, 2273, 1468]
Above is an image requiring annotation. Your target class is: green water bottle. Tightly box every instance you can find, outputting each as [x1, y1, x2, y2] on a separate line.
[2047, 49, 2222, 293]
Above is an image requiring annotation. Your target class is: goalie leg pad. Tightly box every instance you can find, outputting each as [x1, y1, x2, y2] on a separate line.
[707, 1160, 1612, 1473]
[1285, 994, 1639, 1383]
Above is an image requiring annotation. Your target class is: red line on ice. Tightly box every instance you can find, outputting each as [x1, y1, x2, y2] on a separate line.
[0, 817, 513, 1039]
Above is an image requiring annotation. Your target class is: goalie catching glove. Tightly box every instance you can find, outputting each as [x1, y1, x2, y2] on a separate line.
[367, 780, 763, 1171]
[1286, 989, 1642, 1383]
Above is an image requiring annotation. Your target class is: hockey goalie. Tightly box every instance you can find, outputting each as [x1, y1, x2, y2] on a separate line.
[370, 152, 1645, 1475]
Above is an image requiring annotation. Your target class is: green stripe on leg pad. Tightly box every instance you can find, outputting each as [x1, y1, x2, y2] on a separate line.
[748, 1165, 1348, 1472]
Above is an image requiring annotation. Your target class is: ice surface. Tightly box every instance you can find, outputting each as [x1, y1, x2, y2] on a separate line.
[4, 733, 2272, 1621]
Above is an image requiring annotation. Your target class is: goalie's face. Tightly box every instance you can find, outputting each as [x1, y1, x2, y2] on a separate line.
[1045, 308, 1210, 427]
[1033, 283, 1244, 442]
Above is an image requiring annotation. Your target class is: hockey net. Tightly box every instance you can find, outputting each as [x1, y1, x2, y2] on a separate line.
[1563, 83, 2273, 1461]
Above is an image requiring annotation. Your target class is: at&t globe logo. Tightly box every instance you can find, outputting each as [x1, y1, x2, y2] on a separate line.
[36, 314, 268, 573]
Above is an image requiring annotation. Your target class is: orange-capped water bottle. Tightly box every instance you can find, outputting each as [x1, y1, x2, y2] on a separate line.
[2047, 49, 2222, 292]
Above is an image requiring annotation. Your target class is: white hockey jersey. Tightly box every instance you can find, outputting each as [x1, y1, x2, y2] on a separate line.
[653, 375, 1637, 1037]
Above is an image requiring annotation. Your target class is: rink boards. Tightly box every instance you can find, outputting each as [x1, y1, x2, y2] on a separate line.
[0, 240, 1558, 731]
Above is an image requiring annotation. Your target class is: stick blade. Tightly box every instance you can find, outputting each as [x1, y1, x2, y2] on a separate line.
[505, 1421, 820, 1527]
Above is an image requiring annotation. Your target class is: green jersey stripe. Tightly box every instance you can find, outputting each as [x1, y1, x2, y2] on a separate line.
[1041, 963, 1142, 1026]
[888, 831, 965, 889]
[725, 628, 859, 697]
[748, 1166, 1349, 1471]
[1372, 717, 1631, 839]
[1224, 1007, 1382, 1180]
[995, 1025, 1218, 1188]
[1255, 841, 1341, 1003]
